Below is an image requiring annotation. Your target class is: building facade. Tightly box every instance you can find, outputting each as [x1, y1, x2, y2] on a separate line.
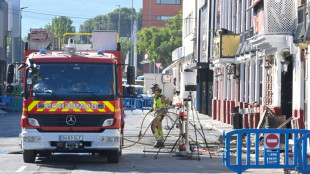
[141, 0, 182, 73]
[176, 0, 309, 131]
[0, 0, 8, 95]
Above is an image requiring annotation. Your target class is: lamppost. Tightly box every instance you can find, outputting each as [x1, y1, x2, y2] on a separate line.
[116, 5, 121, 36]
[19, 7, 28, 83]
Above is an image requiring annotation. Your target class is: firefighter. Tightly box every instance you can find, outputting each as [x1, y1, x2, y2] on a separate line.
[150, 84, 172, 148]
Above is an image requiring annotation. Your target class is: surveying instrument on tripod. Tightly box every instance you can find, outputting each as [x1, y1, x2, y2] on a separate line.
[152, 84, 212, 160]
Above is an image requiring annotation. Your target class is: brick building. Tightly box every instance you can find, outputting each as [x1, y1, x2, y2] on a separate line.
[141, 0, 182, 73]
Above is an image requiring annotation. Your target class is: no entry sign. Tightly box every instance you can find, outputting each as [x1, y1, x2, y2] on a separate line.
[264, 133, 280, 149]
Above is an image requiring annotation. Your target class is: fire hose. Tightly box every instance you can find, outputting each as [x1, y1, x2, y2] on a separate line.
[123, 110, 212, 149]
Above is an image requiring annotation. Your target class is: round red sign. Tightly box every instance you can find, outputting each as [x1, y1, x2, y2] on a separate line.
[265, 134, 279, 148]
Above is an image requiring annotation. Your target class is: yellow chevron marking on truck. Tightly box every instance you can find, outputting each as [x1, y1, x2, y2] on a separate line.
[93, 101, 106, 112]
[79, 101, 94, 112]
[38, 101, 51, 112]
[49, 101, 64, 112]
[28, 101, 39, 111]
[61, 101, 71, 112]
[103, 101, 114, 112]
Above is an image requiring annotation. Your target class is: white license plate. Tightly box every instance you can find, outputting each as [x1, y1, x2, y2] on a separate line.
[59, 135, 83, 141]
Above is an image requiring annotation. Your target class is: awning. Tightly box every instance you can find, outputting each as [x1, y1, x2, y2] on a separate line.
[247, 0, 262, 11]
[162, 59, 181, 74]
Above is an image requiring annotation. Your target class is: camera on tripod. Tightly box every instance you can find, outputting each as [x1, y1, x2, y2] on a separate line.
[185, 84, 196, 91]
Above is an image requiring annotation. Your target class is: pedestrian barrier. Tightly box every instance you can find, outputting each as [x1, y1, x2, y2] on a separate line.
[123, 98, 153, 114]
[296, 133, 310, 173]
[136, 98, 153, 113]
[223, 129, 310, 174]
[0, 96, 23, 112]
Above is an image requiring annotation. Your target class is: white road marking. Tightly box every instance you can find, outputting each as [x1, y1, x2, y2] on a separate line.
[267, 139, 278, 143]
[16, 166, 27, 173]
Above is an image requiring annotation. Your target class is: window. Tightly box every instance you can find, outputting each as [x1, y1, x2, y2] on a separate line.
[156, 0, 180, 5]
[156, 16, 172, 21]
[185, 13, 193, 36]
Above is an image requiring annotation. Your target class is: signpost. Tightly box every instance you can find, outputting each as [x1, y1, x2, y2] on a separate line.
[155, 63, 162, 73]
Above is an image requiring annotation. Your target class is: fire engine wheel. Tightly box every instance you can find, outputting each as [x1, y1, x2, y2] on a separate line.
[23, 150, 36, 163]
[107, 150, 119, 163]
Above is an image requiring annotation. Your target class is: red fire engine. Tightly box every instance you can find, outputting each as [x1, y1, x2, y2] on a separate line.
[6, 30, 130, 163]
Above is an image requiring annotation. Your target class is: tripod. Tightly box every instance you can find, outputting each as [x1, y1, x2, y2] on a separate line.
[184, 90, 212, 159]
[153, 89, 212, 160]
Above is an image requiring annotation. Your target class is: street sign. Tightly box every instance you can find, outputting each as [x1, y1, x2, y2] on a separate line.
[264, 133, 280, 149]
[155, 63, 162, 70]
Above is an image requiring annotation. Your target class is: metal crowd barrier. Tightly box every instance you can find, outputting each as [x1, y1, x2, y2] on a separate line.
[0, 96, 23, 112]
[223, 129, 310, 174]
[123, 98, 153, 114]
[296, 133, 310, 173]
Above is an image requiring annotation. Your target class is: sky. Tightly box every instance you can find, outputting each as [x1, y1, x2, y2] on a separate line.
[20, 0, 143, 37]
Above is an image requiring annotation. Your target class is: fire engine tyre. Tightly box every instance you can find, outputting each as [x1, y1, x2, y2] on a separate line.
[107, 150, 119, 163]
[23, 150, 36, 163]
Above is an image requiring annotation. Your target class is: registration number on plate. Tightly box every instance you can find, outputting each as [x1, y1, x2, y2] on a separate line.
[59, 135, 83, 141]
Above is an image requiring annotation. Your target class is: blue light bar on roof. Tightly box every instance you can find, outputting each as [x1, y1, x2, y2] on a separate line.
[98, 50, 104, 55]
[40, 49, 46, 54]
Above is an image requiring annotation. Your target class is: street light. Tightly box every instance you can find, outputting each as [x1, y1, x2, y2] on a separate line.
[19, 7, 28, 83]
[116, 5, 121, 36]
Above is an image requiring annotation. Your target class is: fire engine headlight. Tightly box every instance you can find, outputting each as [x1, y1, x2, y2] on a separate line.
[102, 119, 114, 127]
[28, 118, 40, 126]
[107, 136, 119, 142]
[23, 136, 41, 143]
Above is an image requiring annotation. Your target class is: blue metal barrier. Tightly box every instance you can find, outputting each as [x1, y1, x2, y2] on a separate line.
[0, 96, 23, 112]
[296, 133, 310, 173]
[137, 98, 153, 113]
[123, 98, 153, 113]
[123, 98, 136, 113]
[223, 129, 310, 174]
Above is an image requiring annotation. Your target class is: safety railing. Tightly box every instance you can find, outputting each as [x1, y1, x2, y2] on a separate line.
[123, 98, 153, 113]
[296, 133, 310, 173]
[223, 129, 310, 174]
[136, 98, 153, 113]
[0, 96, 23, 112]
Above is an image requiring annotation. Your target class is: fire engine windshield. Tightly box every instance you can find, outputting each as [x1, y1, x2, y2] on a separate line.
[26, 63, 116, 100]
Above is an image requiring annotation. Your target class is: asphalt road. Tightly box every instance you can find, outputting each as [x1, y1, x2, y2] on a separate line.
[0, 110, 286, 174]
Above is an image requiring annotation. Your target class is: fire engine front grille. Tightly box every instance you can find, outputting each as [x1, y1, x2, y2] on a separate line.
[28, 114, 114, 127]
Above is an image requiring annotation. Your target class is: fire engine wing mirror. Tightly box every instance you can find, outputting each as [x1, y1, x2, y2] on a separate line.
[126, 66, 135, 85]
[6, 64, 14, 85]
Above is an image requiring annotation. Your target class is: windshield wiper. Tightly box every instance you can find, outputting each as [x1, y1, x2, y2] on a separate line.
[34, 90, 59, 98]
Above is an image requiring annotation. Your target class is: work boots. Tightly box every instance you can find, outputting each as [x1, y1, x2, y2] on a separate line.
[153, 141, 165, 148]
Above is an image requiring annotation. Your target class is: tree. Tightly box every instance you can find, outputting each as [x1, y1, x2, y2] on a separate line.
[136, 11, 182, 65]
[45, 16, 76, 37]
[79, 8, 142, 38]
[120, 37, 131, 63]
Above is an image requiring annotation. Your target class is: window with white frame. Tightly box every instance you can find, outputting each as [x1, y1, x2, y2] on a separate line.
[185, 13, 193, 36]
[156, 0, 181, 5]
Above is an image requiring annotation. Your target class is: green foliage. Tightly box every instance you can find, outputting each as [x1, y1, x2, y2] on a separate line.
[120, 37, 131, 63]
[45, 16, 76, 37]
[79, 8, 142, 38]
[136, 11, 182, 65]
